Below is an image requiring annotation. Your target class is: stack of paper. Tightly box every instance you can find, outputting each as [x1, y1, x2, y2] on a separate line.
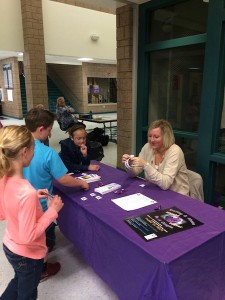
[77, 173, 101, 183]
[94, 183, 121, 195]
[112, 193, 157, 211]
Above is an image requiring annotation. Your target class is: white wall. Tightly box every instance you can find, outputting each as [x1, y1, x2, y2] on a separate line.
[42, 0, 116, 61]
[0, 0, 116, 62]
[0, 0, 24, 52]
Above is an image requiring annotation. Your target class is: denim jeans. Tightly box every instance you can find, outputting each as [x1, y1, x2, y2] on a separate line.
[1, 244, 44, 300]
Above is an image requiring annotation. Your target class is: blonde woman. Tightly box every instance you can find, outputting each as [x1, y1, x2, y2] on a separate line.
[0, 125, 63, 299]
[122, 119, 189, 196]
[56, 96, 78, 130]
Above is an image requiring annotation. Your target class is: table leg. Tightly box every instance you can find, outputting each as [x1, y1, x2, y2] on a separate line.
[109, 121, 112, 140]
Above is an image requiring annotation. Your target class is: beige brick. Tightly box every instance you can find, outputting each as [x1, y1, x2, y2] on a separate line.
[124, 45, 133, 58]
[21, 0, 48, 107]
[117, 27, 125, 41]
[116, 5, 133, 166]
[117, 47, 125, 60]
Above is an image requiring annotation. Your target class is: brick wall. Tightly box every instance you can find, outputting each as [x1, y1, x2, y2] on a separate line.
[21, 0, 48, 110]
[116, 5, 133, 168]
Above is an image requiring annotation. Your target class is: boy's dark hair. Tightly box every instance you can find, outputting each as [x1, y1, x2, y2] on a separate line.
[25, 108, 56, 132]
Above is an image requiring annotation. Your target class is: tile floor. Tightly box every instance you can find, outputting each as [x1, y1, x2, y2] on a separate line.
[0, 114, 119, 299]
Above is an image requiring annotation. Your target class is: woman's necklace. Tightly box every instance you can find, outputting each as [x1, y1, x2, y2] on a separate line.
[155, 150, 166, 166]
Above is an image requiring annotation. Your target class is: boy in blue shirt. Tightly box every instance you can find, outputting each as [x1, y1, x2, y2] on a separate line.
[23, 108, 89, 280]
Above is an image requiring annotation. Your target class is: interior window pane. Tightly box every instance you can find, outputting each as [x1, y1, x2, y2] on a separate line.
[176, 137, 197, 170]
[214, 164, 225, 208]
[87, 77, 117, 104]
[149, 0, 208, 43]
[148, 44, 205, 132]
[218, 92, 225, 153]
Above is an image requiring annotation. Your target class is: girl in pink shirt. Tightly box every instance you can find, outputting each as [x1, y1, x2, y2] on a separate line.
[0, 125, 63, 300]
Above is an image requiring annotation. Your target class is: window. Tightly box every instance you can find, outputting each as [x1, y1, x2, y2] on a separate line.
[149, 0, 208, 43]
[87, 77, 117, 104]
[148, 44, 204, 132]
[3, 63, 13, 89]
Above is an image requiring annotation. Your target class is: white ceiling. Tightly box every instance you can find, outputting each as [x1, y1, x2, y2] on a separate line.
[48, 0, 150, 12]
[0, 0, 150, 65]
[75, 0, 150, 10]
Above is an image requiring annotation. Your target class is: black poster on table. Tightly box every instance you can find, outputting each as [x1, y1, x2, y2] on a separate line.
[124, 207, 203, 241]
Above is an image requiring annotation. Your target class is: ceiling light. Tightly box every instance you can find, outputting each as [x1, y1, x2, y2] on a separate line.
[188, 67, 200, 70]
[77, 58, 94, 62]
[17, 52, 23, 56]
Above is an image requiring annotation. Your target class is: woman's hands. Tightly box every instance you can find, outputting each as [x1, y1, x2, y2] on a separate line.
[130, 157, 147, 168]
[68, 107, 75, 113]
[122, 154, 130, 163]
[122, 154, 147, 168]
[122, 154, 135, 168]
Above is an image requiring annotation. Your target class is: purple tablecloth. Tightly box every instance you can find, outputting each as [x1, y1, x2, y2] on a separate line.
[54, 163, 225, 300]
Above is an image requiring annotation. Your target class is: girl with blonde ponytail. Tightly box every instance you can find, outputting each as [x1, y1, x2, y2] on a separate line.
[0, 125, 63, 300]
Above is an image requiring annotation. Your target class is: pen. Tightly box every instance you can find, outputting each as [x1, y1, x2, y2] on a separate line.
[42, 192, 54, 198]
